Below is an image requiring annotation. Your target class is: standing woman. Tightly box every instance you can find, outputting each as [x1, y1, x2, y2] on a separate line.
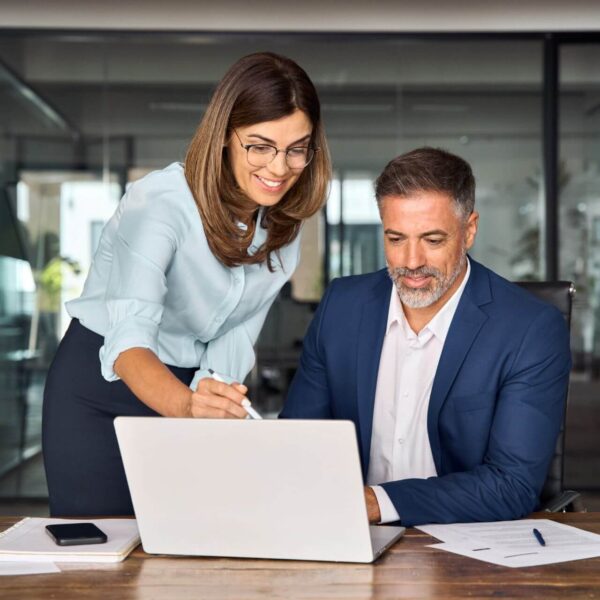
[43, 52, 331, 517]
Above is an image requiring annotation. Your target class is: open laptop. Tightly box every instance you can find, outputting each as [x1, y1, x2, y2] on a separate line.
[114, 418, 405, 563]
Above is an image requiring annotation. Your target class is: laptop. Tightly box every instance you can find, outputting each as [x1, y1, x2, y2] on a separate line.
[114, 418, 405, 563]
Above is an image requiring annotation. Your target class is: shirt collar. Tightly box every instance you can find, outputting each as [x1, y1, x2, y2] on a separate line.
[387, 257, 471, 344]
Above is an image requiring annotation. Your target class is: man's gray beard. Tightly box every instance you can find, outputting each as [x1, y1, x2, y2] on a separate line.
[388, 248, 467, 309]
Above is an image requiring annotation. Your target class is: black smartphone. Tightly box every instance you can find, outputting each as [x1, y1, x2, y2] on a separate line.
[45, 523, 108, 546]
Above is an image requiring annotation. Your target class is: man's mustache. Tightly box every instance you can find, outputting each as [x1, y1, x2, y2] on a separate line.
[389, 266, 443, 280]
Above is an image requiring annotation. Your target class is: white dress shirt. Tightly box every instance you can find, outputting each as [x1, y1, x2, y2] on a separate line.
[368, 259, 471, 523]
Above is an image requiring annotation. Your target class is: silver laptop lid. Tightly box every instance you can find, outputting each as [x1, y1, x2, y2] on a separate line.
[115, 418, 378, 562]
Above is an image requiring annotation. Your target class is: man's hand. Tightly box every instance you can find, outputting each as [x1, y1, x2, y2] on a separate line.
[364, 486, 381, 524]
[189, 377, 249, 419]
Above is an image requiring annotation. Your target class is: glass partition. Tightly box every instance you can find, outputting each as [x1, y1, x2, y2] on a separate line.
[0, 189, 38, 484]
[0, 31, 592, 504]
[559, 43, 600, 494]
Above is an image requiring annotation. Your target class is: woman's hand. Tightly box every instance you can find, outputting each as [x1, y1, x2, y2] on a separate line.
[189, 377, 250, 418]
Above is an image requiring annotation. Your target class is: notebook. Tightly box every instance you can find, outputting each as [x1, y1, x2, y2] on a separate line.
[115, 417, 405, 563]
[0, 518, 140, 563]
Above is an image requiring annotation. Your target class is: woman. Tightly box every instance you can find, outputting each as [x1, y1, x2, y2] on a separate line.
[42, 52, 331, 517]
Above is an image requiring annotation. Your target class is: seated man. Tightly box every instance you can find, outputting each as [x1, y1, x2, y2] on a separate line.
[280, 147, 571, 526]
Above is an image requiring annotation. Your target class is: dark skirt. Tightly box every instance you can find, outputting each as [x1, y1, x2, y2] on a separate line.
[42, 319, 195, 516]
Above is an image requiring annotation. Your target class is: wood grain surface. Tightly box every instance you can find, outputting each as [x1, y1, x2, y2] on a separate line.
[1, 513, 599, 599]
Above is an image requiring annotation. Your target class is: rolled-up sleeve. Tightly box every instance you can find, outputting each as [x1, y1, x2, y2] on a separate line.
[99, 182, 182, 381]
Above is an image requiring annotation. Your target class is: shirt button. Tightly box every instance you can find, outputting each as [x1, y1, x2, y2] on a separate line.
[397, 438, 405, 444]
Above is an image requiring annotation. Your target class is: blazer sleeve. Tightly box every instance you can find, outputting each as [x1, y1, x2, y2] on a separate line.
[279, 281, 336, 419]
[99, 182, 186, 381]
[381, 305, 572, 526]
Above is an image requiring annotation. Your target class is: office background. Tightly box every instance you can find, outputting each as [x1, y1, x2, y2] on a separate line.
[0, 0, 599, 514]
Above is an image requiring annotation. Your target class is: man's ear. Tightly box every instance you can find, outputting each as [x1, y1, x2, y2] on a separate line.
[465, 211, 479, 250]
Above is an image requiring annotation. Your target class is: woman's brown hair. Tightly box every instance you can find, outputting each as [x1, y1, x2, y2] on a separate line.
[184, 52, 331, 270]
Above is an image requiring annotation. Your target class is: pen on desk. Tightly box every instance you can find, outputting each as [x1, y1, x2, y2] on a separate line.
[208, 369, 263, 420]
[532, 528, 546, 546]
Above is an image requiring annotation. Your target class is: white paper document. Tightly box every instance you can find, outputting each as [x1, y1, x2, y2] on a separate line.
[417, 519, 600, 568]
[0, 561, 61, 576]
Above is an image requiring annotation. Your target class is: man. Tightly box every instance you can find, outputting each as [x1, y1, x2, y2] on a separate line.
[280, 147, 571, 527]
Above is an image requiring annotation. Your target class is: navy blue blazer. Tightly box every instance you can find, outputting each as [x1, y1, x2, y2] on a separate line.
[280, 258, 571, 526]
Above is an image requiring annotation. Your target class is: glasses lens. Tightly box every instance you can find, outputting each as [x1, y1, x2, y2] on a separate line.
[286, 147, 314, 169]
[246, 145, 276, 167]
[245, 145, 315, 168]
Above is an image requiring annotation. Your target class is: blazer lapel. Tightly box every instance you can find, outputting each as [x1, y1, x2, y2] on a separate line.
[427, 259, 491, 473]
[356, 272, 391, 477]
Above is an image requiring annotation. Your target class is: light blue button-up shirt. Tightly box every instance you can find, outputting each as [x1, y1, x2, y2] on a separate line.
[66, 162, 301, 389]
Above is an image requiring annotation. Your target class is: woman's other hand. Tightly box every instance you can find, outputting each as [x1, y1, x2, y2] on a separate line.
[189, 378, 249, 418]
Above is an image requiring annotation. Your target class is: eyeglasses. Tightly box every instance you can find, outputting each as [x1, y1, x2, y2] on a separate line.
[233, 130, 316, 169]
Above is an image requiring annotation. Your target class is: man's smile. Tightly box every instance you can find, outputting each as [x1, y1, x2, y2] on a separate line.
[401, 274, 433, 289]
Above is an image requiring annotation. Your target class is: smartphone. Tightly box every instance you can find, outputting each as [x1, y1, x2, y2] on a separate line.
[45, 522, 108, 546]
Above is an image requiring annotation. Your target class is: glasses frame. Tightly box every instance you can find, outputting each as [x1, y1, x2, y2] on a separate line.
[233, 130, 317, 170]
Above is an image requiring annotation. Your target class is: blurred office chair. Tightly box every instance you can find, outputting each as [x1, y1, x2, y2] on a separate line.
[514, 280, 583, 512]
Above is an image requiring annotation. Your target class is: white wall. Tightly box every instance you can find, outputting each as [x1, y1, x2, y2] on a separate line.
[1, 0, 600, 32]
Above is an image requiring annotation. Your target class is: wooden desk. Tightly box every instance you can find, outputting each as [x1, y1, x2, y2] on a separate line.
[1, 513, 599, 599]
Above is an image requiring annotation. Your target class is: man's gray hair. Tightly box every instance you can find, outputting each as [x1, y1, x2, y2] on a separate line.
[375, 147, 475, 220]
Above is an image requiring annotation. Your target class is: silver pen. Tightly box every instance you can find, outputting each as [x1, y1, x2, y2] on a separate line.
[207, 369, 263, 419]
